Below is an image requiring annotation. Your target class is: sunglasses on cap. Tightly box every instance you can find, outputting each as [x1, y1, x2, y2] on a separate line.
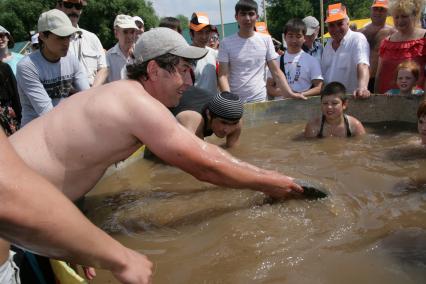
[63, 2, 83, 10]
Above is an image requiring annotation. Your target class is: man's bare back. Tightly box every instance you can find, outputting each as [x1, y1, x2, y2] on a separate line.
[9, 80, 167, 200]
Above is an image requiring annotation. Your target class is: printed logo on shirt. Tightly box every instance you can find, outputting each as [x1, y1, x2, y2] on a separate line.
[42, 74, 74, 99]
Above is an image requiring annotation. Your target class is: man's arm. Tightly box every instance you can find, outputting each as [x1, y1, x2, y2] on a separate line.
[354, 63, 370, 98]
[16, 60, 53, 115]
[176, 110, 205, 139]
[92, 67, 109, 87]
[0, 131, 152, 284]
[302, 79, 323, 97]
[218, 61, 231, 92]
[130, 96, 303, 198]
[267, 60, 306, 100]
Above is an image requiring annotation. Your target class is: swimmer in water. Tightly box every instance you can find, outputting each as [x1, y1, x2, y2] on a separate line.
[304, 81, 366, 138]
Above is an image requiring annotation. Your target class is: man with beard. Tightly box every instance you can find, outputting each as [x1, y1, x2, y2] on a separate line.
[57, 0, 108, 87]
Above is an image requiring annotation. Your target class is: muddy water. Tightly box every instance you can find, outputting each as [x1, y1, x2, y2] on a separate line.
[86, 121, 426, 284]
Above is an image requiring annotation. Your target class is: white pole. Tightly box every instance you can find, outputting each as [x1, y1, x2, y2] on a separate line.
[320, 0, 324, 46]
[219, 0, 225, 38]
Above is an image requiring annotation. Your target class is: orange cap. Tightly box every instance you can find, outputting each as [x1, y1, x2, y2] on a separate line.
[190, 12, 211, 32]
[371, 0, 388, 8]
[255, 22, 270, 35]
[325, 3, 347, 23]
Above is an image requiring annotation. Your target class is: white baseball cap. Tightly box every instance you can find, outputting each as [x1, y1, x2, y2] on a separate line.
[114, 14, 138, 29]
[38, 9, 80, 36]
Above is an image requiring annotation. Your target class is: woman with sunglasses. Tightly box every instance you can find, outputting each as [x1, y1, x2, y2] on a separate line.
[375, 0, 426, 94]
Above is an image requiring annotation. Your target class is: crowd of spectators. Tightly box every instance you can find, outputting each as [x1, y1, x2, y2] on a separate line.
[0, 0, 425, 283]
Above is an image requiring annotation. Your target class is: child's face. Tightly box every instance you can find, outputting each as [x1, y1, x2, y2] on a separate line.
[396, 69, 417, 93]
[321, 94, 347, 120]
[211, 117, 240, 138]
[284, 31, 305, 52]
[418, 114, 426, 144]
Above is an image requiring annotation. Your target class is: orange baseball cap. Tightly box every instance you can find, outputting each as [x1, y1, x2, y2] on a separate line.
[371, 0, 388, 8]
[190, 12, 211, 32]
[255, 22, 270, 35]
[325, 3, 347, 23]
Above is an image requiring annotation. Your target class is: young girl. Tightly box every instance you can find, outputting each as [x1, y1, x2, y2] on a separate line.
[304, 82, 366, 138]
[385, 60, 425, 96]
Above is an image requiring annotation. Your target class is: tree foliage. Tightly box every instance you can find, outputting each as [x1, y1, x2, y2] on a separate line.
[265, 0, 371, 40]
[175, 14, 189, 31]
[0, 0, 159, 49]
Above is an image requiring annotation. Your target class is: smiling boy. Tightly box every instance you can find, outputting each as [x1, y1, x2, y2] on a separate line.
[304, 82, 366, 138]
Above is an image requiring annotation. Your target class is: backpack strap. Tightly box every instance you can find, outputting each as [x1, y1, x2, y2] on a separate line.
[279, 52, 285, 74]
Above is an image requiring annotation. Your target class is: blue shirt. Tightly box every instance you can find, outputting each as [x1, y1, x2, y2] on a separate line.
[302, 40, 323, 64]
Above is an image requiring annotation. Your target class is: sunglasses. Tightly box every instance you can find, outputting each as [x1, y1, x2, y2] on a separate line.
[63, 2, 83, 10]
[0, 33, 7, 38]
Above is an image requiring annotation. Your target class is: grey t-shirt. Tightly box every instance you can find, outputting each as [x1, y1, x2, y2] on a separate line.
[171, 86, 214, 116]
[16, 50, 89, 126]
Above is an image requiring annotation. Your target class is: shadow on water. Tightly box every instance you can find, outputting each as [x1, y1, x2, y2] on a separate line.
[364, 121, 417, 137]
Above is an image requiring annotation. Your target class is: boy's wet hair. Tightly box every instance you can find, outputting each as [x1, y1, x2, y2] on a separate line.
[283, 18, 307, 35]
[320, 81, 348, 102]
[417, 100, 426, 119]
[235, 0, 258, 15]
[395, 60, 420, 82]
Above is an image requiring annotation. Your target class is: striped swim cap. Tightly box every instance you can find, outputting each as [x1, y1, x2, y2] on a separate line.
[208, 92, 243, 121]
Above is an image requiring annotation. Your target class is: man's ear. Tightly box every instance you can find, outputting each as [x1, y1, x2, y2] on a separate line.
[146, 60, 159, 81]
[342, 100, 348, 110]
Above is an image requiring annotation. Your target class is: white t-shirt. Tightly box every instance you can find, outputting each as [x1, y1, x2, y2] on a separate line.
[321, 29, 370, 93]
[194, 46, 218, 95]
[218, 32, 278, 103]
[268, 50, 323, 94]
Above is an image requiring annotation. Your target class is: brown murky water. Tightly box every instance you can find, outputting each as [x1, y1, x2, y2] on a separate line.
[86, 121, 426, 284]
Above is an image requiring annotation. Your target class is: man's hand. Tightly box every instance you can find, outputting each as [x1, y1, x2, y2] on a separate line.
[353, 87, 370, 99]
[112, 249, 153, 284]
[263, 176, 304, 199]
[285, 91, 307, 100]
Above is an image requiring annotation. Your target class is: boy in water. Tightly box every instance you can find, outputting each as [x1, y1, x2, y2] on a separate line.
[304, 82, 366, 138]
[417, 100, 426, 145]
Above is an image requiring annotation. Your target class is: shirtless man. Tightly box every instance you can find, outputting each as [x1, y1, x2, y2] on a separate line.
[359, 0, 395, 93]
[0, 131, 151, 284]
[9, 27, 303, 276]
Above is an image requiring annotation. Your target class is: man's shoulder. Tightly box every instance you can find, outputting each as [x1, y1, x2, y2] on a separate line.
[79, 28, 103, 44]
[106, 43, 119, 55]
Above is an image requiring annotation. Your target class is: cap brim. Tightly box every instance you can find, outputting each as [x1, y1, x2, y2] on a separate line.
[190, 23, 211, 32]
[50, 26, 80, 37]
[372, 4, 388, 8]
[171, 45, 208, 60]
[325, 14, 345, 23]
[116, 24, 138, 29]
[305, 27, 315, 36]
